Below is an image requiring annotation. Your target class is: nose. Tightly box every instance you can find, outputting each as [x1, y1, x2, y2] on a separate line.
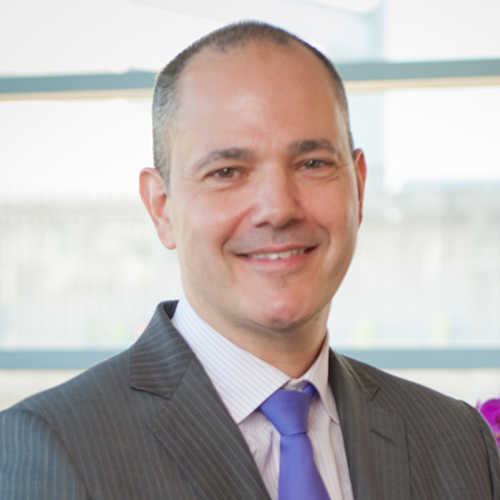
[250, 167, 304, 228]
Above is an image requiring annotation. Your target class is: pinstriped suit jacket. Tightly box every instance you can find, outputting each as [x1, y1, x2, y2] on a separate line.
[1, 301, 500, 499]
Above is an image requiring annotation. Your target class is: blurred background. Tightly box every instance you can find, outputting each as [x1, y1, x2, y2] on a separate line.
[1, 0, 499, 409]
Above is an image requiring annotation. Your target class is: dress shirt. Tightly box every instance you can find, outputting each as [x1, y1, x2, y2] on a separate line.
[172, 295, 354, 500]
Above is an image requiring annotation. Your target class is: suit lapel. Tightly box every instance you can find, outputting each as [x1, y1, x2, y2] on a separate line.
[329, 351, 411, 500]
[130, 301, 271, 500]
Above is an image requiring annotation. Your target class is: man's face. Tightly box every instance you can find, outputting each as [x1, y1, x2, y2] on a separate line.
[154, 42, 365, 339]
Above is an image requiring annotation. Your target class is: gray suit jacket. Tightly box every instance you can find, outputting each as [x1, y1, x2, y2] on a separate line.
[1, 301, 499, 499]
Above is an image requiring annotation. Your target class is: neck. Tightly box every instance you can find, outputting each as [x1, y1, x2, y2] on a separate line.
[185, 295, 330, 378]
[250, 331, 327, 378]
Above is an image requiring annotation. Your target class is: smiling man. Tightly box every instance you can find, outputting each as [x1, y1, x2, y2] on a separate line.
[1, 22, 499, 500]
[140, 33, 365, 380]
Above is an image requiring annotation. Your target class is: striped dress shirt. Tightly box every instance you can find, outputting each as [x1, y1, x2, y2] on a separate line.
[172, 295, 354, 500]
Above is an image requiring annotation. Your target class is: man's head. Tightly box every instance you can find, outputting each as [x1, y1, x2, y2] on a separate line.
[152, 21, 354, 190]
[141, 22, 366, 368]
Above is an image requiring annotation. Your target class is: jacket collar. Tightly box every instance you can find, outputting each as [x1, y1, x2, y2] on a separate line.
[129, 301, 271, 500]
[329, 350, 411, 500]
[129, 300, 185, 399]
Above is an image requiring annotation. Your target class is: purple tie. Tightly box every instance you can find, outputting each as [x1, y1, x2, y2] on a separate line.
[260, 384, 330, 500]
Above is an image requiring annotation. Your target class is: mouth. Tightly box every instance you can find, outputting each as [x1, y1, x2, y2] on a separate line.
[240, 247, 315, 260]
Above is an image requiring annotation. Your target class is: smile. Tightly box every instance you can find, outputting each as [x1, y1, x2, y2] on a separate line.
[246, 249, 307, 260]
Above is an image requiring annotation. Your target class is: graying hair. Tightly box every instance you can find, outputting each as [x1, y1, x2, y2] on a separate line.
[152, 21, 354, 189]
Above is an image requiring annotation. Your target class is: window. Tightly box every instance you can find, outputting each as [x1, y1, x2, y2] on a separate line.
[1, 0, 499, 378]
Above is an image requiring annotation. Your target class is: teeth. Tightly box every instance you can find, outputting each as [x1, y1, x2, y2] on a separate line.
[248, 249, 306, 260]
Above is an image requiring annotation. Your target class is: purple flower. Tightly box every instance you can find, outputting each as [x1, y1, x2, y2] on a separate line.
[477, 396, 500, 448]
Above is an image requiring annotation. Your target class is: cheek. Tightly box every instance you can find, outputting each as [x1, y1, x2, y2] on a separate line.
[178, 194, 246, 255]
[305, 186, 357, 234]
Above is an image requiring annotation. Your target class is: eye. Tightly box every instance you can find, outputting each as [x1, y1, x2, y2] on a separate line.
[303, 159, 323, 170]
[215, 167, 236, 178]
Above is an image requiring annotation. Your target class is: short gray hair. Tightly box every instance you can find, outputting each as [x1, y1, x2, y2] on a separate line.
[152, 21, 353, 189]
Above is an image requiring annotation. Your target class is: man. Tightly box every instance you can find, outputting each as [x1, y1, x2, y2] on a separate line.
[1, 22, 499, 500]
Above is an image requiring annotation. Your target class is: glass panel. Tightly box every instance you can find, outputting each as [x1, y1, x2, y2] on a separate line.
[0, 199, 182, 349]
[329, 87, 500, 349]
[3, 0, 499, 78]
[0, 98, 182, 349]
[384, 87, 500, 189]
[1, 87, 499, 350]
[384, 0, 500, 61]
[0, 0, 221, 76]
[0, 99, 152, 200]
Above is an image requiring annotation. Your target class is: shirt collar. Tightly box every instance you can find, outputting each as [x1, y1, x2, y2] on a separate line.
[284, 334, 338, 424]
[172, 295, 338, 425]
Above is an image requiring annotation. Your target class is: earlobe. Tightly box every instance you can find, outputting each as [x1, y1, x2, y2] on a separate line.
[353, 149, 367, 225]
[139, 167, 177, 249]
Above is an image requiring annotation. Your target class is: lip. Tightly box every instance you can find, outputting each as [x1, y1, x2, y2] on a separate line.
[236, 245, 317, 265]
[237, 244, 314, 255]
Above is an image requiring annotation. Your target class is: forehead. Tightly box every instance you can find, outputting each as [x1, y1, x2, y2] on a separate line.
[183, 39, 325, 76]
[170, 41, 348, 159]
[177, 40, 338, 114]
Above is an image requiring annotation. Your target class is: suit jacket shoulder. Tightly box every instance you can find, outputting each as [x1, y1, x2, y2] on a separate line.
[0, 301, 270, 500]
[330, 351, 500, 500]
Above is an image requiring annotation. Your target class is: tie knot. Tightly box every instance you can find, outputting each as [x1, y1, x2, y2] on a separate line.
[260, 383, 316, 436]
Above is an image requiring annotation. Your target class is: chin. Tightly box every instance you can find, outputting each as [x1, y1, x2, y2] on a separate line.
[250, 297, 319, 332]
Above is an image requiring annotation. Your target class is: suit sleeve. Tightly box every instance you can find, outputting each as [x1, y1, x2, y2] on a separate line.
[0, 408, 91, 500]
[464, 402, 500, 500]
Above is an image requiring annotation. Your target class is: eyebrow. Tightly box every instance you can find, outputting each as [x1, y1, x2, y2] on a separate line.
[195, 148, 252, 170]
[288, 138, 340, 157]
[194, 138, 340, 170]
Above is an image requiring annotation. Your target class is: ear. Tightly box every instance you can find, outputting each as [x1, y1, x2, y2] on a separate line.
[352, 149, 367, 225]
[139, 168, 176, 249]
